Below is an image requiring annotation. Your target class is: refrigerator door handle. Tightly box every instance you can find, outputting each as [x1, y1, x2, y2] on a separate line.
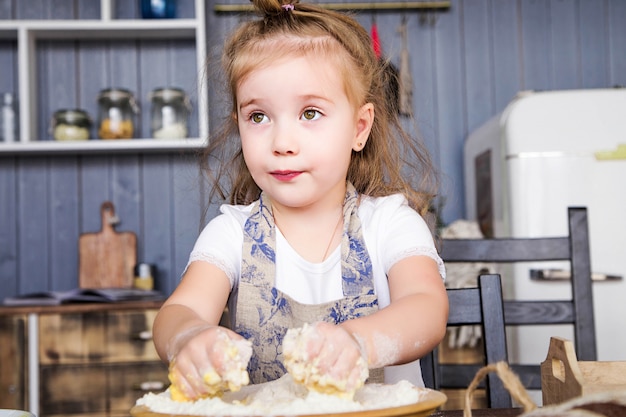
[530, 268, 622, 281]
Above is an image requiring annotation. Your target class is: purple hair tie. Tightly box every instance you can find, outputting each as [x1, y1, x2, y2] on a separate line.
[281, 3, 295, 11]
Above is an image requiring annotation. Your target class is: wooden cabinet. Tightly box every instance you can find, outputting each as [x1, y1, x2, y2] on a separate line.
[0, 302, 168, 417]
[0, 314, 27, 410]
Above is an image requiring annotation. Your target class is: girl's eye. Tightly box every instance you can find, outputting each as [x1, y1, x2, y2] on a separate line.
[301, 109, 321, 121]
[250, 112, 268, 124]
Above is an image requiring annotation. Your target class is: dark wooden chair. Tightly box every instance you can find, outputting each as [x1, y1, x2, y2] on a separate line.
[439, 206, 596, 391]
[420, 274, 512, 408]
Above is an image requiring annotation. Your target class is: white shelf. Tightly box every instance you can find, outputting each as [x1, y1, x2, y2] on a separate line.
[0, 0, 208, 154]
[0, 138, 207, 155]
[0, 19, 199, 39]
[1, 19, 199, 38]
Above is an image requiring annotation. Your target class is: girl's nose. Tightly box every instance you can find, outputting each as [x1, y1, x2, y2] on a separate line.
[272, 123, 298, 155]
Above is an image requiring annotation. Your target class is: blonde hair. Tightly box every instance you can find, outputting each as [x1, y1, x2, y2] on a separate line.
[200, 0, 439, 217]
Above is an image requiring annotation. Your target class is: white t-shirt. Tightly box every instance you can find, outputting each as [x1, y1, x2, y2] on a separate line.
[187, 193, 446, 386]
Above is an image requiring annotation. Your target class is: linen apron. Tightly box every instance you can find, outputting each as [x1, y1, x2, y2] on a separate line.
[234, 182, 384, 384]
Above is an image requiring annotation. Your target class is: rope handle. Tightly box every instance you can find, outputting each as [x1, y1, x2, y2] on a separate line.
[463, 362, 538, 417]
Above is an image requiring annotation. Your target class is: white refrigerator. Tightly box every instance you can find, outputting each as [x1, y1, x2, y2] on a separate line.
[463, 88, 626, 370]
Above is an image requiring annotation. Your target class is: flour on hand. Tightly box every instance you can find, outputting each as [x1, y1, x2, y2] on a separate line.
[282, 323, 369, 399]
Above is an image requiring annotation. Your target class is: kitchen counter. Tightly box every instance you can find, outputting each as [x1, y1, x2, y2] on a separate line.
[0, 300, 163, 315]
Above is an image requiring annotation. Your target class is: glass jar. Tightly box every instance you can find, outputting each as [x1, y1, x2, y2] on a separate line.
[97, 88, 139, 140]
[140, 0, 176, 19]
[149, 87, 190, 139]
[133, 263, 155, 290]
[51, 109, 92, 141]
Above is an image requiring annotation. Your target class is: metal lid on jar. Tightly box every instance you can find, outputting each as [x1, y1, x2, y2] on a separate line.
[148, 87, 191, 108]
[52, 109, 92, 127]
[97, 88, 139, 113]
[150, 87, 187, 102]
[98, 88, 134, 101]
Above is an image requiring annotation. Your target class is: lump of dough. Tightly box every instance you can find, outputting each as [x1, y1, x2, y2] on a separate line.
[169, 334, 253, 402]
[282, 323, 369, 399]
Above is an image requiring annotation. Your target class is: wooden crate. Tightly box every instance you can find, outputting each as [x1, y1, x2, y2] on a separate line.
[541, 337, 626, 405]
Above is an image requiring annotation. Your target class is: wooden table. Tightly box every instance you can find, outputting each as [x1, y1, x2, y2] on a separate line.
[431, 408, 524, 417]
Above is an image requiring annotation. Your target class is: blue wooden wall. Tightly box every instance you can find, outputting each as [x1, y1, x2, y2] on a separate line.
[1, 0, 625, 299]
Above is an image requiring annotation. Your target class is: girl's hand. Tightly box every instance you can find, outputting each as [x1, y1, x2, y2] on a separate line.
[283, 322, 369, 397]
[167, 326, 252, 401]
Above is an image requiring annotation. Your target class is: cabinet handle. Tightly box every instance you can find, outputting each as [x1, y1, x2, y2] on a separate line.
[134, 381, 168, 391]
[134, 330, 153, 341]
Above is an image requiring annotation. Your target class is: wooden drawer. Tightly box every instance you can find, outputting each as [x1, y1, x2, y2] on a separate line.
[108, 362, 169, 414]
[39, 310, 160, 365]
[0, 314, 27, 410]
[0, 303, 165, 417]
[106, 310, 160, 363]
[41, 361, 167, 417]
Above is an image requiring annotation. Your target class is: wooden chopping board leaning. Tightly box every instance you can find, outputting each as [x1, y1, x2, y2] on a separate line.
[79, 201, 137, 289]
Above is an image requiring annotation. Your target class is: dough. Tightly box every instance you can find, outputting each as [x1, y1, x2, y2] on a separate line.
[168, 333, 253, 402]
[282, 323, 369, 399]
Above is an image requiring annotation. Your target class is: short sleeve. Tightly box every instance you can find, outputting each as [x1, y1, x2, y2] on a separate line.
[185, 204, 249, 288]
[362, 194, 446, 280]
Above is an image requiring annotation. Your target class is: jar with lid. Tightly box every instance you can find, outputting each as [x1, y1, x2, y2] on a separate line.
[140, 0, 176, 19]
[51, 109, 92, 141]
[97, 88, 139, 140]
[149, 87, 191, 140]
[133, 263, 155, 290]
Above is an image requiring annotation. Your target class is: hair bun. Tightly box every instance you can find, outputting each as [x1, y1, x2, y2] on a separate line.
[251, 0, 300, 15]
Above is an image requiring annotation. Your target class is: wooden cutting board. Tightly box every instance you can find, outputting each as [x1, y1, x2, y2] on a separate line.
[79, 201, 137, 289]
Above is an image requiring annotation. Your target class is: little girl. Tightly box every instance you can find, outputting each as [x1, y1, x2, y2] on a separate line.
[153, 0, 448, 400]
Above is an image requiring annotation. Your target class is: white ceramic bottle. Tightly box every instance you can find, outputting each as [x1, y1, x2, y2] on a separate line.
[1, 92, 16, 143]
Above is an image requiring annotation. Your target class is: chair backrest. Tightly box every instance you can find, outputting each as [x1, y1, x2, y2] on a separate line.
[420, 274, 512, 408]
[439, 206, 596, 390]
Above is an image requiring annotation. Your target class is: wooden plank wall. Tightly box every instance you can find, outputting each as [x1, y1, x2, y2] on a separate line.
[0, 0, 208, 298]
[1, 0, 626, 299]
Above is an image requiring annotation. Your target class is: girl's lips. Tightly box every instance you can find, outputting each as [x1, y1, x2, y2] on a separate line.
[270, 170, 302, 181]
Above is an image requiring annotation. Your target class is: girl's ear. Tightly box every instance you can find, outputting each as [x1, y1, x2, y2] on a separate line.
[353, 103, 374, 151]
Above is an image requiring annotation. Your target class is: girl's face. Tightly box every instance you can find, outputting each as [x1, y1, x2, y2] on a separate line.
[236, 54, 373, 212]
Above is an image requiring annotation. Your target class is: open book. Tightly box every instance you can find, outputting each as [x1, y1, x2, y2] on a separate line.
[2, 287, 164, 306]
